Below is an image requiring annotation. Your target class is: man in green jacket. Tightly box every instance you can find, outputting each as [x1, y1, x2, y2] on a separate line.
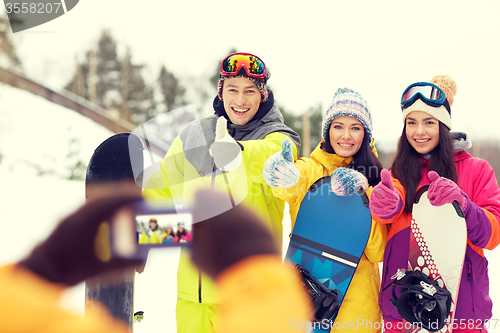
[142, 52, 301, 332]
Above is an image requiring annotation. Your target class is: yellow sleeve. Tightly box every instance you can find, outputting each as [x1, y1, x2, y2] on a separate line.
[0, 265, 129, 333]
[363, 187, 389, 263]
[215, 255, 312, 333]
[138, 232, 149, 244]
[363, 219, 389, 263]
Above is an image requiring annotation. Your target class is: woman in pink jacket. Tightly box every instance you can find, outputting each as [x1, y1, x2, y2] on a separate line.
[369, 75, 500, 333]
[174, 221, 192, 243]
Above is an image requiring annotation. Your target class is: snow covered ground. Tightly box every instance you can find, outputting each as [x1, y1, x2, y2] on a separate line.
[1, 83, 500, 332]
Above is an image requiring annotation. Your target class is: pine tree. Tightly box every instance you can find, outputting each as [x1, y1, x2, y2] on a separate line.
[64, 29, 157, 124]
[95, 30, 122, 109]
[0, 16, 22, 71]
[158, 65, 185, 112]
[209, 48, 237, 87]
[308, 105, 323, 152]
[280, 104, 323, 156]
[121, 47, 156, 123]
[64, 30, 121, 107]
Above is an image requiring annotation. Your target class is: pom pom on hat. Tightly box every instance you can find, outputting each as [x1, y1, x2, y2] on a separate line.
[430, 75, 457, 107]
[321, 88, 373, 142]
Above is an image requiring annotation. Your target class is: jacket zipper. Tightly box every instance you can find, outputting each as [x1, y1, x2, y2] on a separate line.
[465, 256, 475, 315]
[198, 171, 218, 304]
[198, 270, 202, 303]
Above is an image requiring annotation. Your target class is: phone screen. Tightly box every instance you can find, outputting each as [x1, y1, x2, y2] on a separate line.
[135, 211, 193, 245]
[111, 201, 192, 259]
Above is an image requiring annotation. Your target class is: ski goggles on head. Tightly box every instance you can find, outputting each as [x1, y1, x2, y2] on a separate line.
[401, 82, 449, 111]
[220, 53, 267, 81]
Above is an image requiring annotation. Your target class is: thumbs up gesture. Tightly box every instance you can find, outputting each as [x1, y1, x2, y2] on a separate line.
[263, 139, 300, 188]
[427, 171, 467, 211]
[369, 169, 402, 219]
[209, 117, 242, 171]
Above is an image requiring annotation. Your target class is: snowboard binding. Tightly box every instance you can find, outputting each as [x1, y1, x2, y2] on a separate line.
[294, 264, 340, 322]
[383, 269, 451, 332]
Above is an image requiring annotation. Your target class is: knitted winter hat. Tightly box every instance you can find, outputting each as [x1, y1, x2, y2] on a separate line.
[321, 88, 373, 142]
[217, 66, 271, 103]
[402, 75, 457, 129]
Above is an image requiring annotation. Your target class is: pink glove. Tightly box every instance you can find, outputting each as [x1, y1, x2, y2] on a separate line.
[427, 171, 467, 211]
[369, 169, 402, 219]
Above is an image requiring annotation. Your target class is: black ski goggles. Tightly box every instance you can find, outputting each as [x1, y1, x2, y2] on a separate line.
[220, 52, 267, 81]
[401, 82, 449, 111]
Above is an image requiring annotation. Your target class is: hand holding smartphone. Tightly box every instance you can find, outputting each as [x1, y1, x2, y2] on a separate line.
[110, 200, 193, 259]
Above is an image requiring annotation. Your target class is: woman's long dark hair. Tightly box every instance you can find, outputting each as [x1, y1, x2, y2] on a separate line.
[392, 122, 457, 213]
[321, 132, 382, 187]
[176, 228, 187, 239]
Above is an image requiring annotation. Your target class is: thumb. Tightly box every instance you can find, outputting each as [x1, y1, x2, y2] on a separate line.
[215, 117, 227, 140]
[380, 169, 395, 190]
[281, 139, 294, 163]
[428, 170, 440, 182]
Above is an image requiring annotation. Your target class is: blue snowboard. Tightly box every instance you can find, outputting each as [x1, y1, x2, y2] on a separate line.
[286, 175, 372, 331]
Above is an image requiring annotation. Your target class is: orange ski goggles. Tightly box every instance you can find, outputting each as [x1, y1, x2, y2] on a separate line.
[220, 52, 267, 81]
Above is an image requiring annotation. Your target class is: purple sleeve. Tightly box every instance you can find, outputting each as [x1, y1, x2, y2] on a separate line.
[463, 194, 492, 248]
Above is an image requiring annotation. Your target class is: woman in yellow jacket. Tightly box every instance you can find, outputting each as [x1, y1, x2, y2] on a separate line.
[263, 88, 389, 332]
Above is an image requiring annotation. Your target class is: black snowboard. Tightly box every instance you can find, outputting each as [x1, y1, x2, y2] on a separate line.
[85, 132, 144, 331]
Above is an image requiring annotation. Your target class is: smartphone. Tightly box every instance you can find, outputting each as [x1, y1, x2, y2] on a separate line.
[111, 200, 193, 259]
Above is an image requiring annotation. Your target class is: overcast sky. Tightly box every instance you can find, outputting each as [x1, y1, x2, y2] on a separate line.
[7, 0, 500, 147]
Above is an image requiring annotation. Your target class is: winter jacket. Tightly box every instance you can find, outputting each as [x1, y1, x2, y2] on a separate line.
[216, 255, 312, 332]
[175, 232, 191, 243]
[0, 256, 312, 333]
[374, 140, 500, 322]
[138, 228, 162, 244]
[0, 264, 130, 333]
[142, 91, 300, 304]
[161, 233, 175, 243]
[272, 141, 388, 332]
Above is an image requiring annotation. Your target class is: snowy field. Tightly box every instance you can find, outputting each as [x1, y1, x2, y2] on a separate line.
[1, 83, 500, 332]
